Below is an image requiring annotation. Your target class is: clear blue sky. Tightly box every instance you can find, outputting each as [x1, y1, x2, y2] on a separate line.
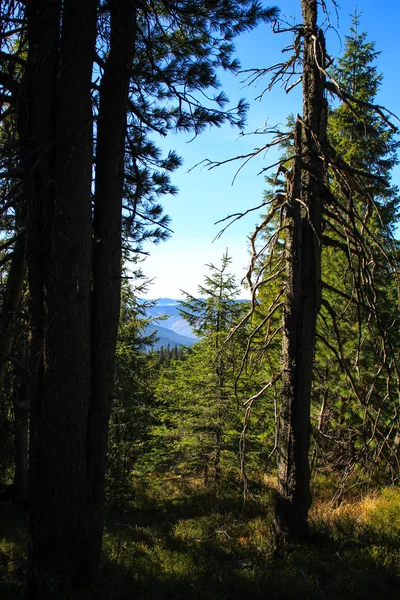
[140, 0, 400, 300]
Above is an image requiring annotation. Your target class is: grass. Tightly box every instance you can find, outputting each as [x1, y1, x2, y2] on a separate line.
[0, 502, 27, 599]
[1, 477, 399, 599]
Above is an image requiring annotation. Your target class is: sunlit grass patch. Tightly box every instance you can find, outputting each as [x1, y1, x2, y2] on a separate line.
[359, 488, 400, 543]
[311, 486, 400, 538]
[310, 485, 400, 581]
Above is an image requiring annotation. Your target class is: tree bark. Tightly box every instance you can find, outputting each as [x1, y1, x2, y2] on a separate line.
[214, 424, 222, 483]
[274, 0, 327, 547]
[0, 201, 28, 506]
[17, 0, 138, 595]
[0, 222, 26, 403]
[18, 0, 98, 595]
[12, 378, 29, 507]
[89, 0, 137, 569]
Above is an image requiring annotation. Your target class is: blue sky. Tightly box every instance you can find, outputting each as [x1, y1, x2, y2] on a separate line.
[140, 0, 400, 299]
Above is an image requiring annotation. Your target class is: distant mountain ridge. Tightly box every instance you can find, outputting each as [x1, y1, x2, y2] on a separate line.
[142, 297, 250, 350]
[143, 298, 197, 349]
[145, 298, 194, 338]
[144, 324, 197, 350]
[151, 297, 181, 306]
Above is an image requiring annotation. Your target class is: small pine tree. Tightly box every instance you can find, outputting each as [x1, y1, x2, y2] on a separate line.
[141, 254, 266, 483]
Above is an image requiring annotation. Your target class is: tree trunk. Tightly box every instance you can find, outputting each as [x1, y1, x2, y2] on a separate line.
[18, 0, 97, 595]
[0, 222, 26, 402]
[0, 202, 29, 507]
[214, 425, 222, 483]
[12, 378, 29, 507]
[89, 0, 137, 569]
[274, 0, 327, 547]
[17, 0, 137, 595]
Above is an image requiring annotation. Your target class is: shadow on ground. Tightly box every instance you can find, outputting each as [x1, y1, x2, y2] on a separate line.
[1, 481, 399, 599]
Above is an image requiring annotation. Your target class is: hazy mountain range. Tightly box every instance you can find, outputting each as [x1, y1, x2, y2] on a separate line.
[144, 298, 197, 349]
[143, 297, 250, 350]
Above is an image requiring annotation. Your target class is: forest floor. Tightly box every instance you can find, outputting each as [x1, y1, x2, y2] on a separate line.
[1, 476, 399, 599]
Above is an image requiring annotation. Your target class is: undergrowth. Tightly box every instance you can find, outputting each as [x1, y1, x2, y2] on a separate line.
[0, 477, 399, 599]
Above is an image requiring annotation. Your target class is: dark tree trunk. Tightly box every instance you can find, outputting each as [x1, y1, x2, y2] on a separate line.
[0, 221, 26, 402]
[17, 0, 137, 595]
[203, 462, 209, 485]
[274, 0, 327, 547]
[12, 378, 29, 507]
[89, 0, 137, 568]
[18, 0, 98, 595]
[214, 425, 222, 483]
[0, 204, 29, 507]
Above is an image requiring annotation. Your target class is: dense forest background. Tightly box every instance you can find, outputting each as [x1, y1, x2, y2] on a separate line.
[0, 1, 399, 599]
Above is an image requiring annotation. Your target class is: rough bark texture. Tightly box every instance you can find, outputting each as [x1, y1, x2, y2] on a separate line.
[274, 0, 327, 547]
[17, 0, 137, 595]
[17, 8, 64, 590]
[89, 0, 137, 570]
[18, 0, 98, 595]
[0, 221, 26, 403]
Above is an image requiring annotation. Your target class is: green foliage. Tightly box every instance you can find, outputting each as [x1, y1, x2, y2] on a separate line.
[107, 279, 159, 503]
[0, 502, 27, 600]
[312, 13, 400, 483]
[138, 254, 269, 483]
[179, 252, 246, 337]
[148, 341, 243, 479]
[110, 1, 279, 257]
[329, 16, 399, 199]
[154, 345, 189, 368]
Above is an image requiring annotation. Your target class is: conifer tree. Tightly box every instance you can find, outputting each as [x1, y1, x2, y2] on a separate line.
[233, 1, 399, 547]
[312, 13, 400, 483]
[146, 254, 264, 483]
[108, 279, 158, 504]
